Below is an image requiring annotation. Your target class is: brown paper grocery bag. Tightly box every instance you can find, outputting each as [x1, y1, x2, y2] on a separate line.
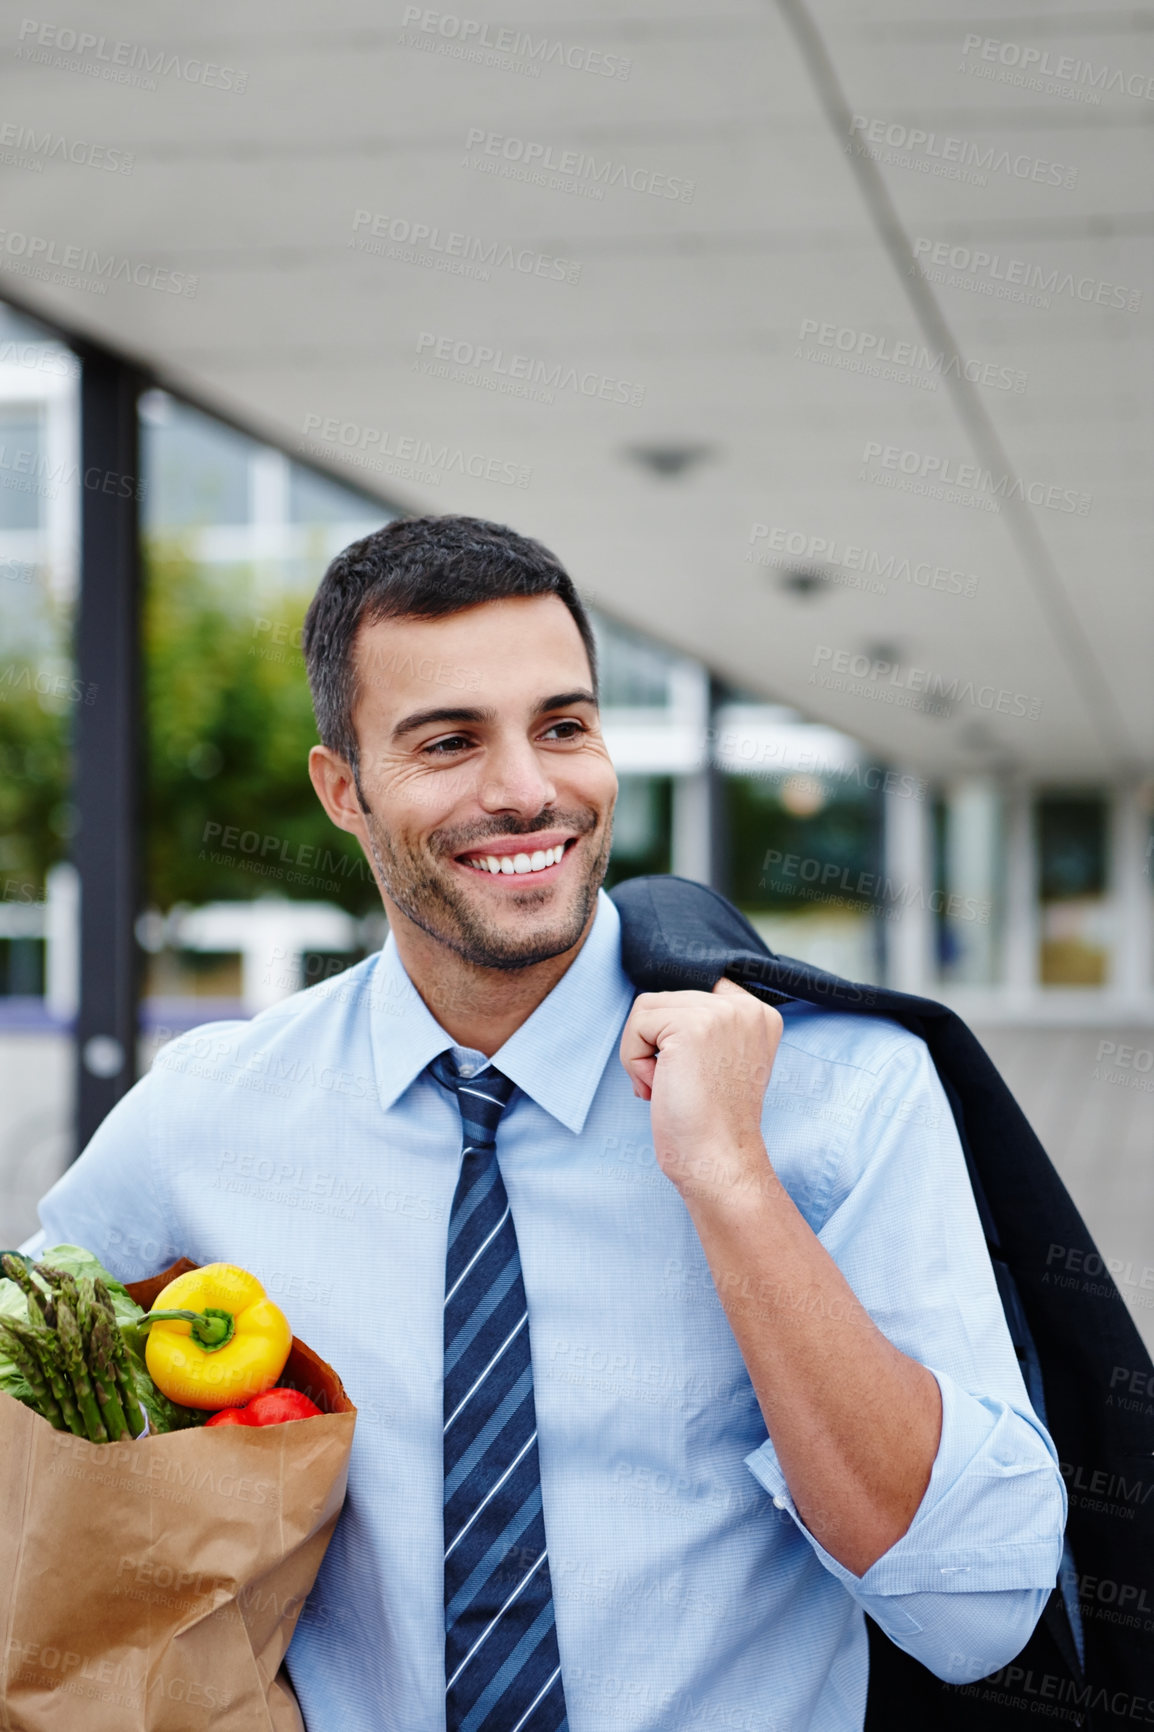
[0, 1259, 356, 1732]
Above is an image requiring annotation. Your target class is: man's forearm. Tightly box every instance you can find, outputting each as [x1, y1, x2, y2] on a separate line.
[681, 1144, 942, 1577]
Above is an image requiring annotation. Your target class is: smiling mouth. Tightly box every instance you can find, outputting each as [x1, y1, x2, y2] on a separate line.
[456, 838, 576, 878]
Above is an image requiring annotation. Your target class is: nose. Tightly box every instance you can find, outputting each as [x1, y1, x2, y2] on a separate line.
[476, 729, 557, 818]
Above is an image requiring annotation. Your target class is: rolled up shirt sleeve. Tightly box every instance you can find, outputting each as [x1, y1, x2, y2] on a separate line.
[746, 1367, 1064, 1680]
[744, 1020, 1066, 1683]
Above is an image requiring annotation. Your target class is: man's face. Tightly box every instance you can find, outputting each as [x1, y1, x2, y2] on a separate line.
[344, 595, 617, 970]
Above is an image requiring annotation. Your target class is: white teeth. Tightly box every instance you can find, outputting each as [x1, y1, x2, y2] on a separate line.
[468, 844, 566, 874]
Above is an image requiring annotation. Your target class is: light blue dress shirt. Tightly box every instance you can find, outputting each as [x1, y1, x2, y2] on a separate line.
[31, 890, 1064, 1731]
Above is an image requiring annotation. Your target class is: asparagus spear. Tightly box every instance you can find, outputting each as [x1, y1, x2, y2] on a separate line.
[1, 1252, 56, 1328]
[75, 1281, 98, 1357]
[56, 1297, 107, 1443]
[5, 1315, 84, 1435]
[39, 1267, 80, 1316]
[93, 1278, 146, 1437]
[87, 1312, 129, 1442]
[0, 1319, 65, 1429]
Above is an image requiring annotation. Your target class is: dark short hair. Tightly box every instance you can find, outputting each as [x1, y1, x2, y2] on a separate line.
[302, 514, 598, 771]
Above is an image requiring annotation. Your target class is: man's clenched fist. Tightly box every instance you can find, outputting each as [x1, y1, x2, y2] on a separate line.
[619, 978, 784, 1207]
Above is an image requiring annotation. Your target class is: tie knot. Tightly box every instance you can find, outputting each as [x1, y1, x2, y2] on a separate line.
[429, 1051, 516, 1143]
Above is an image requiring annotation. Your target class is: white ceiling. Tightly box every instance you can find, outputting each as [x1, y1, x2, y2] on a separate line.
[1, 0, 1150, 779]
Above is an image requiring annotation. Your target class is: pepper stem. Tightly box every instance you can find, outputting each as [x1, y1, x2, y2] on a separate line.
[139, 1306, 237, 1353]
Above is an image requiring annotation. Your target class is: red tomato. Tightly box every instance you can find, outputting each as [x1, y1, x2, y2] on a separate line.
[243, 1389, 323, 1426]
[205, 1407, 255, 1427]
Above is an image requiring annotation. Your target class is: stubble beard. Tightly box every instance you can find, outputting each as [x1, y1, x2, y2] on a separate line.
[361, 805, 612, 971]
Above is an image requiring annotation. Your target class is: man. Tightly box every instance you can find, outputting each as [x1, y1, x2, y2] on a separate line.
[32, 515, 1064, 1731]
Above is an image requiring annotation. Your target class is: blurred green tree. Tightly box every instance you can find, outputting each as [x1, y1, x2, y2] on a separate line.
[0, 572, 72, 900]
[0, 669, 70, 900]
[144, 546, 374, 913]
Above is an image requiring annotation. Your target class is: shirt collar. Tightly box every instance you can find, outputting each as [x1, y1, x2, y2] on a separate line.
[367, 890, 635, 1135]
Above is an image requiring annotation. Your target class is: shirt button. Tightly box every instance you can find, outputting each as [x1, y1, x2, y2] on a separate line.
[773, 1495, 789, 1510]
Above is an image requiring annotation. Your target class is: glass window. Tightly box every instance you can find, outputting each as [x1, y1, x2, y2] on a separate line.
[289, 462, 387, 527]
[603, 774, 671, 889]
[591, 609, 676, 708]
[1037, 795, 1110, 986]
[141, 394, 253, 529]
[1038, 797, 1107, 899]
[0, 408, 46, 531]
[932, 780, 1004, 986]
[0, 937, 45, 996]
[724, 770, 884, 982]
[0, 302, 61, 346]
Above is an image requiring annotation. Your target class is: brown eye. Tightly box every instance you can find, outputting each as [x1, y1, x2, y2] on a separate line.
[424, 734, 473, 756]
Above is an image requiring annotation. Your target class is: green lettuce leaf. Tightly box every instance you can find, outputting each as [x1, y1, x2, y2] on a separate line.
[0, 1245, 205, 1433]
[0, 1265, 36, 1404]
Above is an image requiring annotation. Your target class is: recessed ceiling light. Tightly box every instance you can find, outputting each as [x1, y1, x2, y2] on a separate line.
[625, 443, 715, 478]
[958, 721, 1015, 770]
[863, 642, 903, 666]
[779, 568, 829, 598]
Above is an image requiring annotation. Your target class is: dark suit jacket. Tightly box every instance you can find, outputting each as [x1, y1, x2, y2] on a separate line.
[611, 874, 1154, 1729]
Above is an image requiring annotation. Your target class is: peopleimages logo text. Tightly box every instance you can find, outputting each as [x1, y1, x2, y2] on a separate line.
[414, 332, 644, 406]
[463, 129, 695, 202]
[811, 645, 1042, 721]
[861, 442, 1091, 515]
[0, 122, 134, 173]
[911, 237, 1141, 313]
[0, 228, 196, 296]
[798, 320, 1025, 394]
[848, 114, 1078, 188]
[299, 415, 532, 490]
[15, 19, 248, 91]
[351, 210, 581, 284]
[400, 8, 632, 79]
[760, 850, 990, 927]
[961, 33, 1154, 102]
[748, 524, 979, 598]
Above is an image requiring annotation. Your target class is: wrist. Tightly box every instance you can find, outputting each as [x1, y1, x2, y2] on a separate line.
[666, 1136, 781, 1217]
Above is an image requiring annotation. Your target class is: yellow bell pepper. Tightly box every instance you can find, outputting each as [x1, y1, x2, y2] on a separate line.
[141, 1263, 292, 1410]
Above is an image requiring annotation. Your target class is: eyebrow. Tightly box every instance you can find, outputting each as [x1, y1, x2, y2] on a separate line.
[391, 688, 598, 743]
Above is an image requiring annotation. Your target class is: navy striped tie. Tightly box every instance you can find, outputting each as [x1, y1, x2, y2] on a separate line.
[429, 1051, 568, 1732]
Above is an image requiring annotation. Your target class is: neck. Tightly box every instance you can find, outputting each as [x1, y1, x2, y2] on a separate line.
[383, 900, 598, 1055]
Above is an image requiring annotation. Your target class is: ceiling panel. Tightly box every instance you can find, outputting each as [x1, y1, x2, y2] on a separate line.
[1, 0, 1149, 779]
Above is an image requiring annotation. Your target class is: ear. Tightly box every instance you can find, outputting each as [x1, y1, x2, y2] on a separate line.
[308, 745, 367, 837]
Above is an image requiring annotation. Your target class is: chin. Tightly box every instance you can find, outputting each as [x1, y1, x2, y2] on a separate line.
[454, 889, 595, 971]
